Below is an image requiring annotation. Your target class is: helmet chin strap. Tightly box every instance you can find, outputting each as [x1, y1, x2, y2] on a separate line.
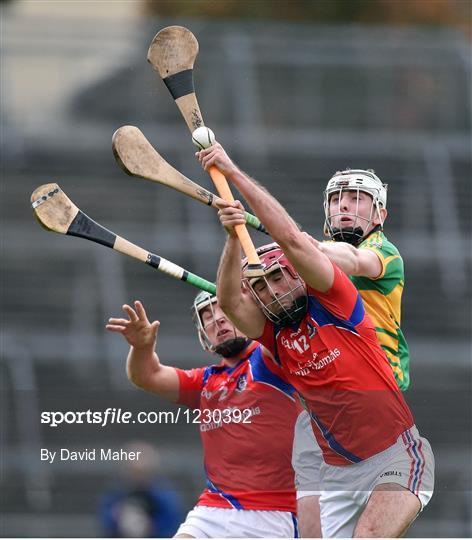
[331, 223, 382, 247]
[214, 337, 251, 358]
[331, 226, 365, 246]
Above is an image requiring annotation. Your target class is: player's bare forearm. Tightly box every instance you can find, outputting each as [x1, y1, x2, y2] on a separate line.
[217, 235, 244, 313]
[226, 171, 339, 290]
[126, 345, 158, 387]
[127, 347, 179, 401]
[217, 235, 266, 338]
[319, 241, 382, 278]
[197, 143, 299, 244]
[227, 168, 301, 248]
[199, 144, 333, 290]
[318, 241, 359, 275]
[226, 172, 334, 289]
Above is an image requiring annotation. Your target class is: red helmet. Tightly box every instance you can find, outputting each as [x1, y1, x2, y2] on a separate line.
[242, 242, 298, 282]
[242, 243, 307, 325]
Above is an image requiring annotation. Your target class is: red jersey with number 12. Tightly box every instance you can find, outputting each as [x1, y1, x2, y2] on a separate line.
[258, 262, 414, 466]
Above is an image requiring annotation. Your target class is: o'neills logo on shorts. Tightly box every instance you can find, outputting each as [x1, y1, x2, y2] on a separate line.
[380, 471, 402, 478]
[292, 348, 341, 376]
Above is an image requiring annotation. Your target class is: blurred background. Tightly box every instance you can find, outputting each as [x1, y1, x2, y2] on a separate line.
[1, 0, 471, 537]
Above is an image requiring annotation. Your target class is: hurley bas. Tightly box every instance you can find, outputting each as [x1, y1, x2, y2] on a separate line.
[41, 448, 141, 464]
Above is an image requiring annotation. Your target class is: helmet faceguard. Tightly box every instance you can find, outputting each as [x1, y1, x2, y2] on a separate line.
[242, 243, 307, 326]
[191, 291, 250, 357]
[323, 169, 387, 246]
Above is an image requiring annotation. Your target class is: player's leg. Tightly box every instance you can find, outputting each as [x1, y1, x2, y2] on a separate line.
[320, 427, 434, 538]
[353, 483, 420, 537]
[174, 534, 195, 538]
[292, 410, 323, 537]
[354, 427, 435, 538]
[297, 495, 322, 537]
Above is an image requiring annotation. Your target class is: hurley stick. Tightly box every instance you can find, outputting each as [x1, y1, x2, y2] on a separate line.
[31, 183, 216, 294]
[112, 125, 267, 234]
[147, 26, 265, 277]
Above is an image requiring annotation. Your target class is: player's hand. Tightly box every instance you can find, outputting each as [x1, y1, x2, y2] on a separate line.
[196, 142, 238, 177]
[216, 199, 246, 237]
[106, 300, 160, 350]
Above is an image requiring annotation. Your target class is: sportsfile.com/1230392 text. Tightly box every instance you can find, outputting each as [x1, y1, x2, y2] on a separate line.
[40, 407, 258, 428]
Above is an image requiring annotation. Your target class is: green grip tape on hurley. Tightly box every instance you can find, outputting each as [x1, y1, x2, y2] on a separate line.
[186, 273, 217, 295]
[244, 212, 268, 235]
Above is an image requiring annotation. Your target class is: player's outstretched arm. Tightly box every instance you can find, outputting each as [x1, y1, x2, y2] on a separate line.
[216, 201, 266, 339]
[200, 146, 334, 292]
[106, 300, 179, 401]
[306, 234, 382, 278]
[197, 143, 300, 241]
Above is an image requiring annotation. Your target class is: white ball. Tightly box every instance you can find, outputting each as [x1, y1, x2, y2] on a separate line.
[192, 126, 216, 150]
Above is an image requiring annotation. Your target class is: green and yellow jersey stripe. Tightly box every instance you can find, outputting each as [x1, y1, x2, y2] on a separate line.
[350, 231, 410, 391]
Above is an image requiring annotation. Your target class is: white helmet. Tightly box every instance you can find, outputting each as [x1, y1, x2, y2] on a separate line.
[323, 169, 388, 245]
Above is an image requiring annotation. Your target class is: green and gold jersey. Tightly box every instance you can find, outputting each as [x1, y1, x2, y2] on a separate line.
[350, 230, 410, 391]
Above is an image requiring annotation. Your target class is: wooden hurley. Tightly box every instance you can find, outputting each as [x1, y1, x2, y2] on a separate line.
[147, 26, 265, 277]
[112, 125, 267, 234]
[31, 183, 216, 294]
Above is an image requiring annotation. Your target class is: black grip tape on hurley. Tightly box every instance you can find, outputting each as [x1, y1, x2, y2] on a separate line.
[67, 210, 116, 248]
[163, 69, 195, 100]
[146, 254, 161, 269]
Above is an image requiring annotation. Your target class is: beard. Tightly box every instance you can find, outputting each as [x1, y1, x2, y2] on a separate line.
[274, 295, 308, 326]
[214, 337, 251, 358]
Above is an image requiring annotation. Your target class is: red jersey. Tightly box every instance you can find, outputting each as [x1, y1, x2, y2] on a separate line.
[176, 342, 297, 512]
[258, 262, 414, 466]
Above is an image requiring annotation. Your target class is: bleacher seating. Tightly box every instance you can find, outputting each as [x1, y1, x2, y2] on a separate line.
[2, 11, 470, 537]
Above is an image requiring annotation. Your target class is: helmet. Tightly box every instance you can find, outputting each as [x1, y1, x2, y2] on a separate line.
[242, 243, 307, 326]
[191, 291, 250, 357]
[323, 169, 388, 246]
[243, 242, 298, 281]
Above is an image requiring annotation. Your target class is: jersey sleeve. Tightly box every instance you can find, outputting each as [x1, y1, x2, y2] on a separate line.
[174, 367, 205, 409]
[258, 346, 291, 384]
[255, 321, 291, 381]
[308, 261, 364, 323]
[359, 233, 403, 282]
